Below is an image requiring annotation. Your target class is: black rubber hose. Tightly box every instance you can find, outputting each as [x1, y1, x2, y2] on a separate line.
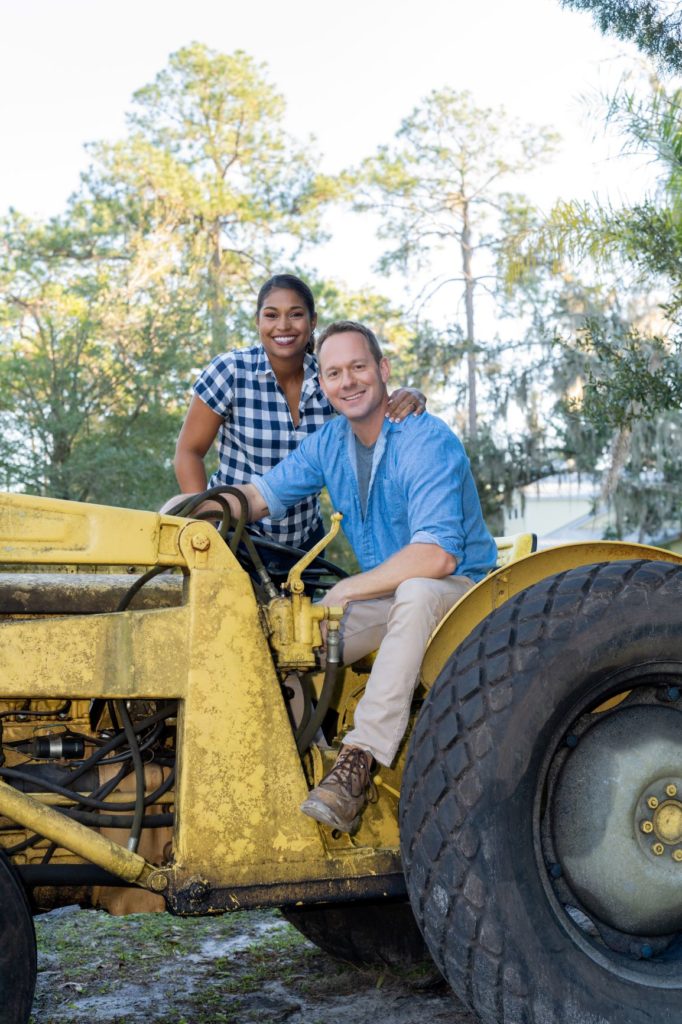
[293, 675, 314, 743]
[116, 566, 169, 612]
[0, 762, 175, 813]
[242, 535, 349, 579]
[57, 703, 177, 790]
[115, 701, 144, 852]
[62, 809, 173, 829]
[100, 719, 166, 764]
[0, 701, 72, 720]
[92, 762, 129, 801]
[296, 628, 341, 754]
[165, 485, 278, 598]
[1, 770, 175, 856]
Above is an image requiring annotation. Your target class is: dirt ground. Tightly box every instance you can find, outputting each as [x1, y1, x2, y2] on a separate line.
[30, 905, 479, 1024]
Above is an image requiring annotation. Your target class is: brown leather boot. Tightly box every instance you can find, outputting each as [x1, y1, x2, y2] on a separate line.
[300, 745, 377, 833]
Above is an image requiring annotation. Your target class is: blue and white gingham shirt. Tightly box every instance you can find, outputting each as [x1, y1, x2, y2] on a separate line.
[194, 345, 334, 546]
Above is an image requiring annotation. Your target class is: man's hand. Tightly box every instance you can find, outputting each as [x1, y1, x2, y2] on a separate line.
[386, 387, 427, 423]
[320, 577, 356, 610]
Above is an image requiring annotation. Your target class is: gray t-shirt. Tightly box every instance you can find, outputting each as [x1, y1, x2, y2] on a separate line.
[354, 435, 376, 518]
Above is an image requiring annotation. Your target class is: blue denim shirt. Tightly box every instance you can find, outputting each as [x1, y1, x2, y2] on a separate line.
[253, 412, 497, 582]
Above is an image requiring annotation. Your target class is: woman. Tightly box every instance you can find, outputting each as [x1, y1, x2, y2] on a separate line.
[171, 273, 425, 551]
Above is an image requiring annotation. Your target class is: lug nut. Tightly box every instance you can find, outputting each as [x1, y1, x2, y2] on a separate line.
[652, 843, 665, 856]
[673, 850, 682, 863]
[648, 796, 659, 810]
[641, 820, 654, 834]
[666, 784, 678, 798]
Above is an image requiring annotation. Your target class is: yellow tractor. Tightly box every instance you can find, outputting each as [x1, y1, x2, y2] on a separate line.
[1, 489, 682, 1024]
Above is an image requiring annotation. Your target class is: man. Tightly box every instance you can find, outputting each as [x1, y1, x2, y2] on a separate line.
[206, 321, 496, 833]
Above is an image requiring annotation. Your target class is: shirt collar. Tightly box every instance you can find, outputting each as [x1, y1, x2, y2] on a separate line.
[254, 346, 319, 384]
[338, 414, 404, 444]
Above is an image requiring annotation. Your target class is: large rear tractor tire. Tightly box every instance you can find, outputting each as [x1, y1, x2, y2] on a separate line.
[401, 559, 682, 1024]
[282, 899, 432, 968]
[0, 851, 37, 1024]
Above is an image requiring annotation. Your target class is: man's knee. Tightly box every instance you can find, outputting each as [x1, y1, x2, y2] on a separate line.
[393, 576, 469, 621]
[393, 577, 444, 611]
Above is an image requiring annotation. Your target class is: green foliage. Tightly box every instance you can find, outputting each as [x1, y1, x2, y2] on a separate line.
[354, 87, 559, 434]
[576, 322, 682, 429]
[0, 45, 338, 509]
[82, 43, 337, 353]
[560, 0, 682, 73]
[356, 88, 558, 284]
[466, 425, 557, 535]
[0, 210, 194, 505]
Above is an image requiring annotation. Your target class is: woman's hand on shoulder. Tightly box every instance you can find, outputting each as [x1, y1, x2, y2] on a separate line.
[386, 387, 427, 422]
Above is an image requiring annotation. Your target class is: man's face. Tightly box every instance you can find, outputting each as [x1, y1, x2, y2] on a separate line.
[318, 331, 390, 422]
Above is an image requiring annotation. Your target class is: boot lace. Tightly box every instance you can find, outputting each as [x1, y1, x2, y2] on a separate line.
[327, 746, 378, 802]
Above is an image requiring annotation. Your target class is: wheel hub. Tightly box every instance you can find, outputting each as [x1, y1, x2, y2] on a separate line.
[638, 782, 682, 861]
[552, 704, 682, 935]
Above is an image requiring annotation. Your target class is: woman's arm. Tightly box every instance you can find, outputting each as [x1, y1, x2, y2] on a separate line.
[173, 395, 224, 492]
[386, 387, 427, 422]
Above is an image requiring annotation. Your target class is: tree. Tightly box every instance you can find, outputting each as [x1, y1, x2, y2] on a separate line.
[505, 71, 682, 541]
[0, 45, 339, 509]
[354, 88, 558, 438]
[560, 0, 682, 73]
[81, 43, 336, 353]
[0, 211, 193, 505]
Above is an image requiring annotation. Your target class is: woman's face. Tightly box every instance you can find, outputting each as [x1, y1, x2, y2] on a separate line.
[256, 288, 316, 366]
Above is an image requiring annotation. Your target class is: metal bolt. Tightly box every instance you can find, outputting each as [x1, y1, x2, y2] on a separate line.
[673, 850, 682, 863]
[641, 820, 654, 834]
[641, 944, 654, 959]
[652, 843, 665, 856]
[667, 687, 680, 701]
[666, 784, 678, 798]
[549, 863, 563, 879]
[149, 872, 168, 892]
[648, 796, 659, 810]
[565, 734, 579, 749]
[191, 533, 210, 552]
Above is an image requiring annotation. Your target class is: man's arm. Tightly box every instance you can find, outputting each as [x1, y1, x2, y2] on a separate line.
[322, 543, 456, 608]
[160, 482, 269, 521]
[225, 483, 270, 522]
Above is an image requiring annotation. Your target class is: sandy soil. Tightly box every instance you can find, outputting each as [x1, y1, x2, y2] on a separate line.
[30, 906, 479, 1024]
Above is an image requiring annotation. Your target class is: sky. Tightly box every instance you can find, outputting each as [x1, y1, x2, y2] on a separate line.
[0, 0, 665, 292]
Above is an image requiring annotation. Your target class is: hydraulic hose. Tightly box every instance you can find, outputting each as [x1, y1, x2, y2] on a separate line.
[296, 626, 341, 754]
[0, 763, 175, 813]
[166, 485, 279, 599]
[115, 701, 144, 853]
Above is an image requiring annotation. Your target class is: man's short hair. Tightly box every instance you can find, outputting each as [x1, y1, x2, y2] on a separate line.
[316, 320, 384, 366]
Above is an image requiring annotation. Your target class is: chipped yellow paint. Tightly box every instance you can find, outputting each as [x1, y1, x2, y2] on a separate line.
[0, 492, 185, 567]
[0, 783, 155, 885]
[0, 606, 189, 699]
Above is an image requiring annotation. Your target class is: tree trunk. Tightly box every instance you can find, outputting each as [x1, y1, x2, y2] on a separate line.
[461, 200, 477, 439]
[208, 220, 227, 352]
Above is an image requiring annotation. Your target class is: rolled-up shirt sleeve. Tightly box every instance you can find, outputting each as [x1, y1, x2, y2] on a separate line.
[193, 354, 235, 416]
[251, 431, 326, 521]
[400, 426, 475, 565]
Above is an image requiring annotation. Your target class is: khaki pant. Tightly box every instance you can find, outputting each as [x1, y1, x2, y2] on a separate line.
[338, 575, 473, 766]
